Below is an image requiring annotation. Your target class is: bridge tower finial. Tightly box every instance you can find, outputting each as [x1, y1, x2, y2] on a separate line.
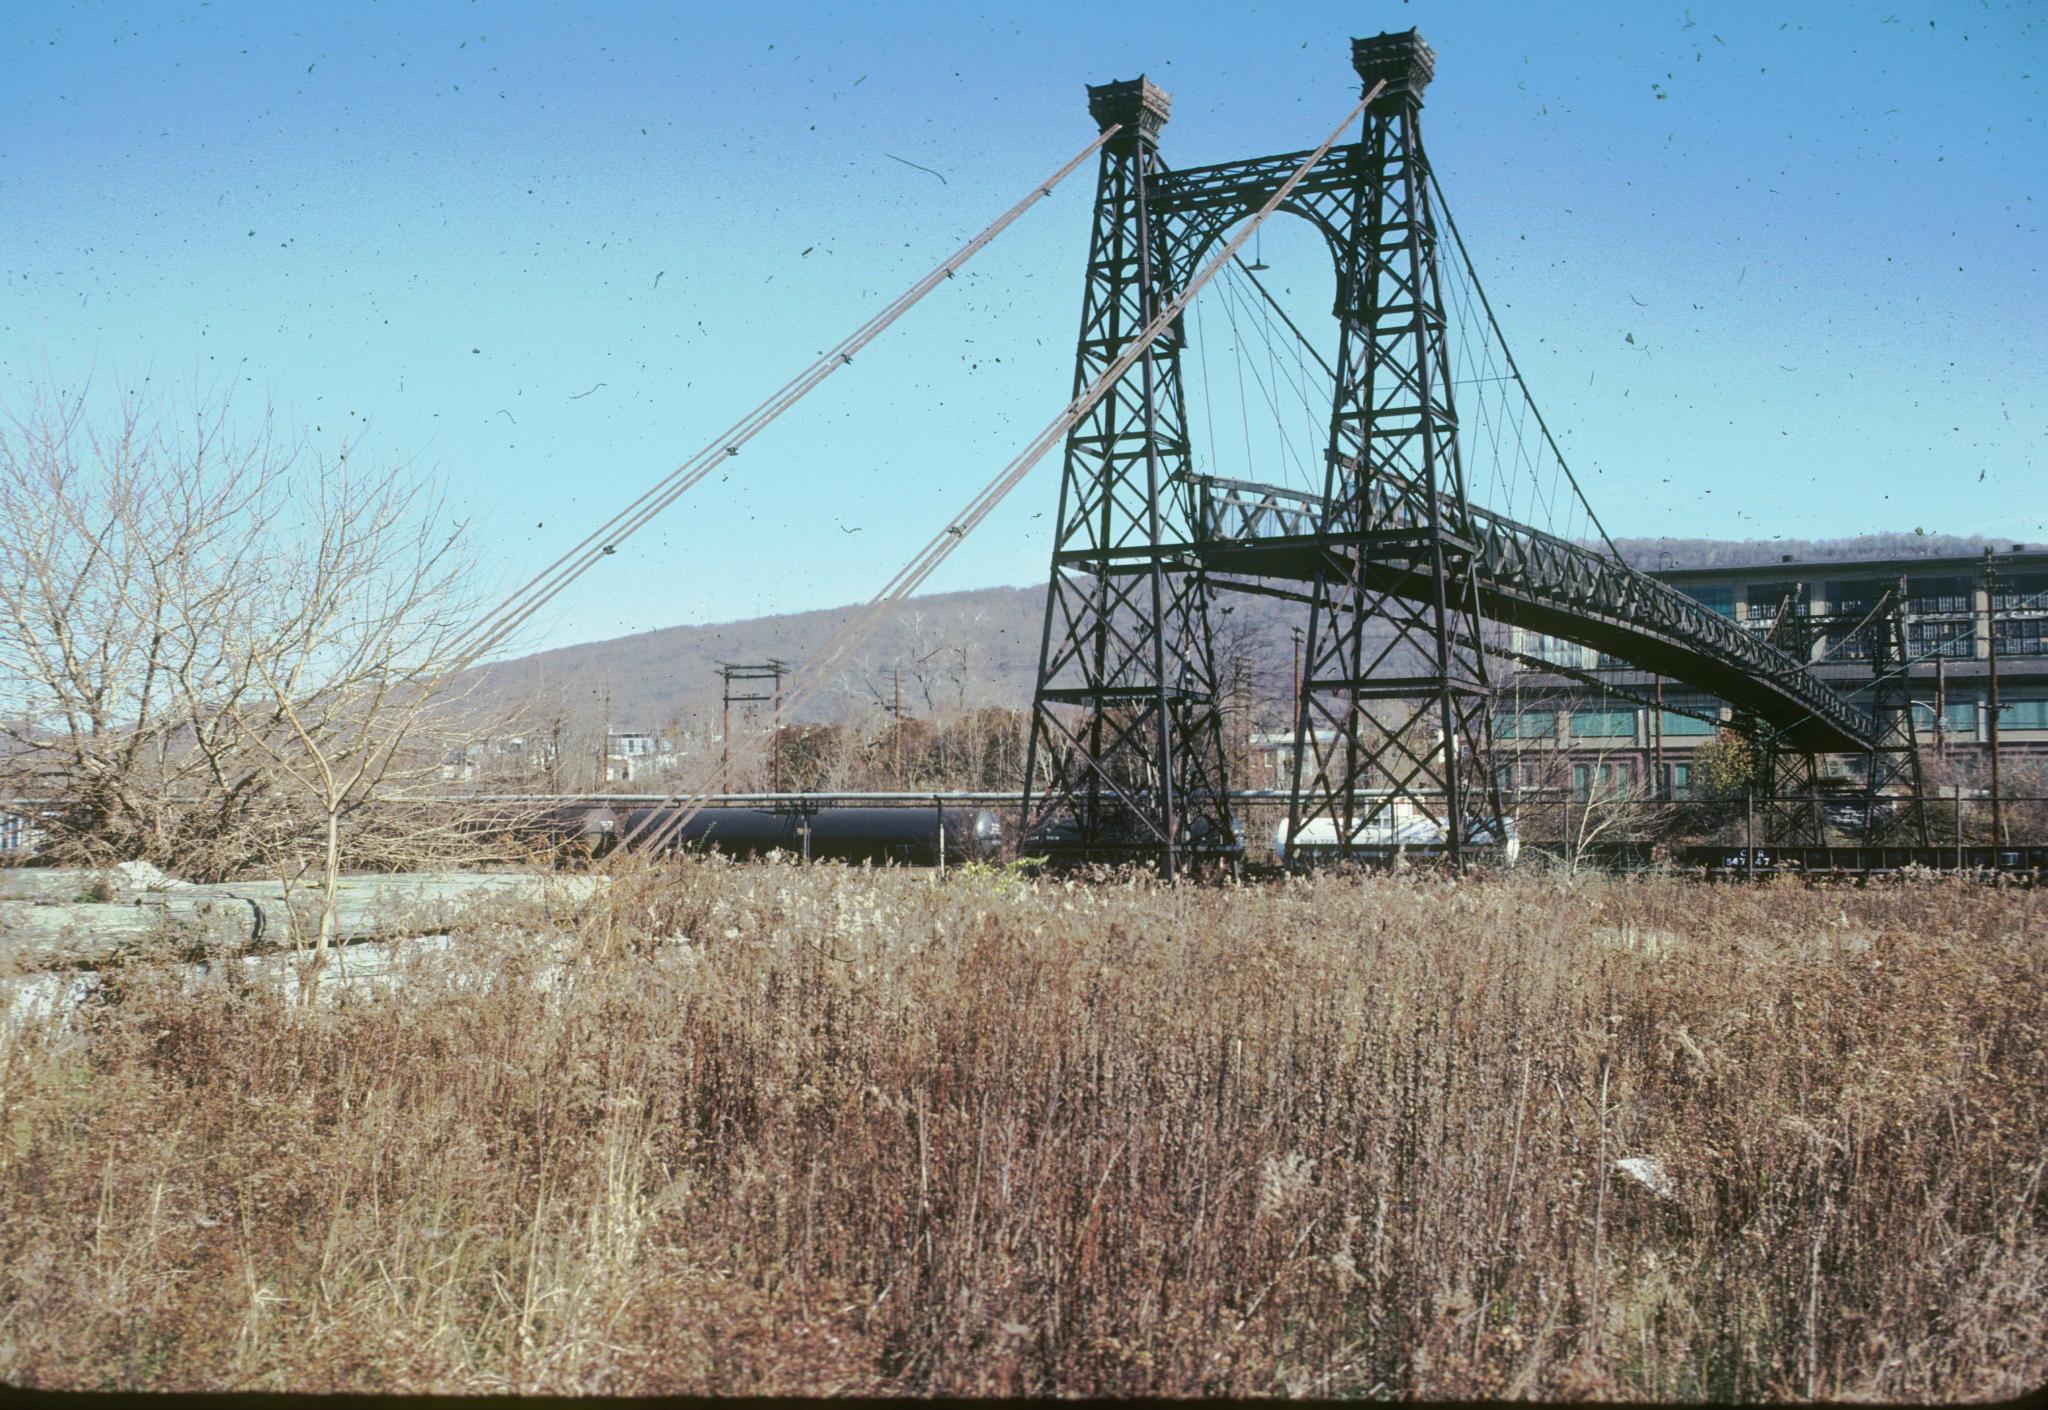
[1085, 76, 1171, 148]
[1351, 29, 1436, 110]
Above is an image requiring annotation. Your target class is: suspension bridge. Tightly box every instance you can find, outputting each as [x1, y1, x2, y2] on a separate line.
[459, 29, 1919, 875]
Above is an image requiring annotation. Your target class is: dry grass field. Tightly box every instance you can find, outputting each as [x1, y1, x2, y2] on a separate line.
[1, 863, 2043, 1398]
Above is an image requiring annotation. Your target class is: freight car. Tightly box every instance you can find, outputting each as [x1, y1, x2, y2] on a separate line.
[1273, 810, 1520, 866]
[539, 803, 1002, 866]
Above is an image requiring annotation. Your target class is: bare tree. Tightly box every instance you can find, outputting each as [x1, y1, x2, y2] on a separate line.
[1501, 704, 1667, 872]
[0, 385, 294, 867]
[1, 383, 499, 982]
[219, 447, 480, 977]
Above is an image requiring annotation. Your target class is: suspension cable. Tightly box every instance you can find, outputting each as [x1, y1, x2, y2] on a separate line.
[1219, 255, 1338, 501]
[1231, 255, 1335, 380]
[438, 126, 1121, 680]
[1426, 166, 1624, 566]
[625, 85, 1385, 854]
[1215, 267, 1314, 489]
[1223, 262, 1329, 494]
[1224, 256, 1333, 498]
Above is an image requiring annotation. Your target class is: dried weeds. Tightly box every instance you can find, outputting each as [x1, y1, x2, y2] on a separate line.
[1, 863, 2041, 1398]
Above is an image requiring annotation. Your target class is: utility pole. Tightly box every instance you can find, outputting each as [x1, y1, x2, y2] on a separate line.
[773, 665, 786, 794]
[1934, 651, 1948, 760]
[1651, 676, 1666, 800]
[718, 661, 791, 794]
[1229, 656, 1251, 782]
[1562, 772, 1574, 866]
[883, 666, 907, 788]
[1744, 783, 1755, 881]
[1984, 550, 2005, 844]
[1290, 625, 1304, 792]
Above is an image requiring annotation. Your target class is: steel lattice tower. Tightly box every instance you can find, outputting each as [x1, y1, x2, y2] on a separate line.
[1286, 33, 1505, 864]
[1020, 76, 1237, 876]
[1023, 30, 1513, 872]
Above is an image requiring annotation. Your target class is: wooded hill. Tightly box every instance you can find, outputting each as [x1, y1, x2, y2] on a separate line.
[469, 531, 2015, 734]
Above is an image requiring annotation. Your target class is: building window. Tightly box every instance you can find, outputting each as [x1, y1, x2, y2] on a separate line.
[1570, 707, 1636, 739]
[1743, 580, 1807, 621]
[1994, 616, 2046, 657]
[1658, 709, 1717, 737]
[1573, 761, 1634, 800]
[1990, 572, 2048, 612]
[1823, 613, 1876, 659]
[1499, 708, 1557, 739]
[1939, 699, 1978, 734]
[1998, 698, 2048, 730]
[1682, 584, 1736, 617]
[1907, 575, 1972, 614]
[1907, 619, 1973, 659]
[1529, 634, 1586, 668]
[1665, 762, 1694, 798]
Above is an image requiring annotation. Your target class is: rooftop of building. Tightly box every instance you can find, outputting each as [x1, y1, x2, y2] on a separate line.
[1650, 546, 2046, 585]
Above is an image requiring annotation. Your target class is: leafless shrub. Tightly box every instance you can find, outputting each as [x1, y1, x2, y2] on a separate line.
[0, 384, 524, 978]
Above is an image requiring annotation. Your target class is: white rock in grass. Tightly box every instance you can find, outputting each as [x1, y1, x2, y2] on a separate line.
[1614, 1155, 1675, 1200]
[1591, 924, 1676, 958]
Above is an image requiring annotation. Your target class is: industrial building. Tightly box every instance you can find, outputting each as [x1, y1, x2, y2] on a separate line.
[1499, 547, 2048, 798]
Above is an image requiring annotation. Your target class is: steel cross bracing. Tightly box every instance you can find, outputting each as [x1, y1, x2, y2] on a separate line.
[1020, 76, 1238, 875]
[1275, 52, 1504, 866]
[1857, 595, 1932, 843]
[1022, 28, 1882, 872]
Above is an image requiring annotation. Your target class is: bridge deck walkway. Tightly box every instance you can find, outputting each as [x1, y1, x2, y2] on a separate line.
[1183, 474, 1877, 754]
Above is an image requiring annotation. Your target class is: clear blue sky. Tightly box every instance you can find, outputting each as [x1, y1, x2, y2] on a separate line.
[4, 0, 2042, 657]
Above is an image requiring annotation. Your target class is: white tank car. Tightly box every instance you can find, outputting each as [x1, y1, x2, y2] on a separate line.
[1275, 800, 1519, 865]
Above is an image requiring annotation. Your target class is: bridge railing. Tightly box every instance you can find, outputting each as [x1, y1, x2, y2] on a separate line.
[1189, 472, 1877, 749]
[1461, 508, 1877, 747]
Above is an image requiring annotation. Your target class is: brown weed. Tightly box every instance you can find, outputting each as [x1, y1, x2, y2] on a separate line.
[0, 865, 2041, 1398]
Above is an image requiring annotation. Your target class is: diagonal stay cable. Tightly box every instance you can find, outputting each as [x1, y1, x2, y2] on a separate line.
[1221, 263, 1330, 497]
[440, 126, 1121, 680]
[1231, 255, 1335, 381]
[625, 84, 1384, 854]
[1226, 256, 1335, 496]
[1227, 254, 1354, 504]
[1215, 267, 1312, 489]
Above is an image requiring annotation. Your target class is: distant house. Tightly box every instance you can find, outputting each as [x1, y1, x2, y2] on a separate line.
[1, 810, 47, 857]
[606, 731, 677, 783]
[441, 734, 552, 783]
[1242, 729, 1339, 790]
